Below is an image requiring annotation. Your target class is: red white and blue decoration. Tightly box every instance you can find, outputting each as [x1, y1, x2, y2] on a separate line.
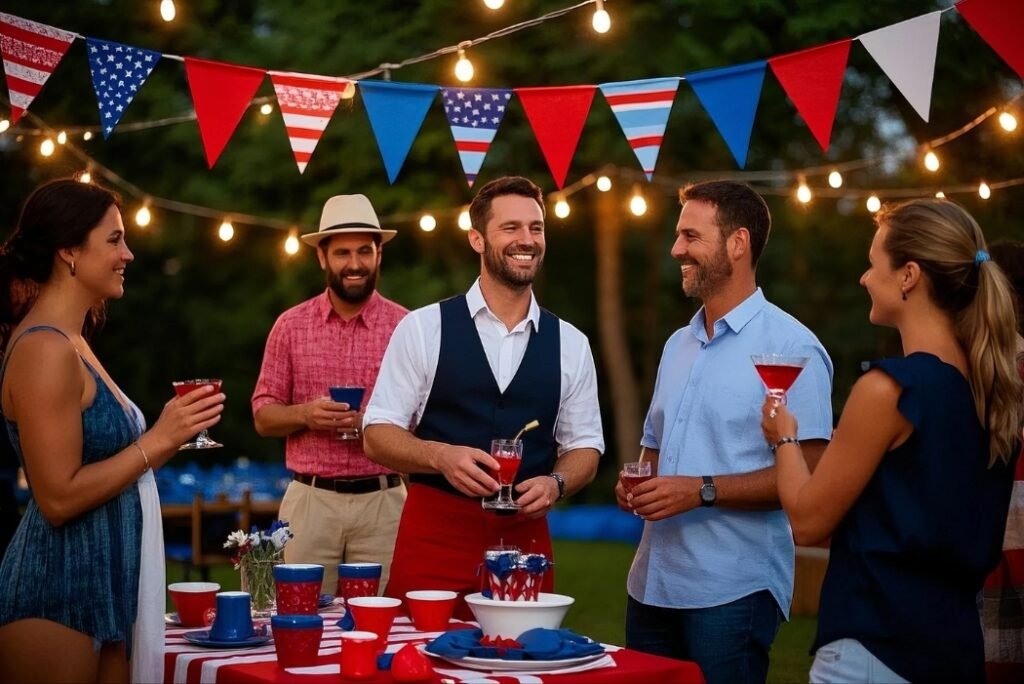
[515, 85, 596, 189]
[442, 86, 513, 187]
[358, 80, 439, 184]
[599, 77, 680, 181]
[0, 12, 74, 125]
[86, 38, 161, 139]
[269, 71, 352, 174]
[686, 61, 767, 169]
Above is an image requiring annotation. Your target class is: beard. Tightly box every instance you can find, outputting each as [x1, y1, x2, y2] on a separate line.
[327, 265, 378, 304]
[483, 239, 544, 290]
[681, 242, 732, 300]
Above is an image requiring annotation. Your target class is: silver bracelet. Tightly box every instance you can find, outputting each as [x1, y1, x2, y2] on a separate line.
[771, 436, 800, 453]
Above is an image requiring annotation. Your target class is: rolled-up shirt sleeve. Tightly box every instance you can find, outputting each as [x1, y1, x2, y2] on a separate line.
[251, 315, 293, 415]
[554, 324, 605, 456]
[364, 311, 431, 430]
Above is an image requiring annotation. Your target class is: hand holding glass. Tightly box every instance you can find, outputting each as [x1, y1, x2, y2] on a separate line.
[172, 379, 223, 450]
[751, 355, 809, 418]
[482, 439, 522, 511]
[620, 461, 652, 516]
[328, 386, 365, 441]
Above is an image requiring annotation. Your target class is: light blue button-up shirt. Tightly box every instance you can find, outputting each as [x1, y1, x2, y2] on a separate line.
[627, 288, 833, 617]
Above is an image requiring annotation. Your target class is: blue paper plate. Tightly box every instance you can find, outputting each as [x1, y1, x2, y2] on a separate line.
[182, 630, 272, 649]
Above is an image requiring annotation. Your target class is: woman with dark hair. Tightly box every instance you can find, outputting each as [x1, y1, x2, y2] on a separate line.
[761, 199, 1022, 682]
[0, 179, 226, 683]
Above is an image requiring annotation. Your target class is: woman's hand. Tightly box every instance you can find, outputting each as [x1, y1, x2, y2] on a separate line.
[148, 385, 225, 465]
[761, 397, 798, 450]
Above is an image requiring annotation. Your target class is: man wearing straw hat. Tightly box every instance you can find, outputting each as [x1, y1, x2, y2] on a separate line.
[364, 176, 604, 616]
[252, 194, 409, 595]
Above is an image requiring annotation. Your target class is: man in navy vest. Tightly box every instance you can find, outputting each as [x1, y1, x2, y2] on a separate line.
[364, 176, 604, 616]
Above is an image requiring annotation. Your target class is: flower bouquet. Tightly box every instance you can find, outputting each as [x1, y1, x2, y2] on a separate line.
[224, 520, 293, 616]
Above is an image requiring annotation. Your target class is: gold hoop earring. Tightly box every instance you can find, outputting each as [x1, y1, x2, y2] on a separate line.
[69, 260, 76, 277]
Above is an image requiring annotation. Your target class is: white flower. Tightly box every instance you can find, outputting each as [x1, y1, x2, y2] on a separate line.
[270, 526, 293, 550]
[223, 529, 249, 548]
[248, 531, 261, 547]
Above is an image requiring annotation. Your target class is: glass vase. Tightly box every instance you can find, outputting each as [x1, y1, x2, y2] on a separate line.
[240, 555, 281, 617]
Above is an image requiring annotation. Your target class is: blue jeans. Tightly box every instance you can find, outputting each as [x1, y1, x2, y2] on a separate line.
[625, 591, 782, 684]
[809, 639, 908, 683]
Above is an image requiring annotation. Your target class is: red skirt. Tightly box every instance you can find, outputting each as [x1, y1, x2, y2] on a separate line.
[384, 483, 554, 620]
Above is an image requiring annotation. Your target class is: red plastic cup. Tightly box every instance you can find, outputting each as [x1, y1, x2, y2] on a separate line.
[337, 562, 382, 605]
[168, 581, 220, 628]
[339, 630, 379, 680]
[271, 615, 323, 668]
[347, 596, 401, 654]
[405, 590, 458, 633]
[273, 564, 324, 615]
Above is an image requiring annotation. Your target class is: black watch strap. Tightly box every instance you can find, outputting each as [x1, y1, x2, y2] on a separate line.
[548, 473, 566, 500]
[700, 475, 716, 507]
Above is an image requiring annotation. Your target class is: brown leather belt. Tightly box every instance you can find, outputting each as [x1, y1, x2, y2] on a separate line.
[293, 473, 402, 494]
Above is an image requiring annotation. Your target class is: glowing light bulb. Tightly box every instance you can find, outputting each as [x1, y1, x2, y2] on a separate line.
[796, 182, 812, 204]
[554, 198, 570, 219]
[454, 49, 474, 83]
[82, 131, 93, 141]
[284, 233, 300, 255]
[135, 206, 152, 227]
[483, 0, 505, 8]
[78, 171, 92, 184]
[458, 210, 472, 231]
[923, 150, 940, 172]
[218, 220, 235, 242]
[56, 130, 67, 145]
[39, 138, 55, 157]
[629, 192, 647, 217]
[592, 0, 611, 33]
[935, 191, 945, 199]
[160, 0, 176, 22]
[979, 182, 992, 200]
[828, 170, 843, 188]
[596, 175, 612, 192]
[866, 195, 881, 213]
[259, 103, 273, 116]
[0, 119, 9, 133]
[999, 111, 1018, 132]
[420, 214, 437, 232]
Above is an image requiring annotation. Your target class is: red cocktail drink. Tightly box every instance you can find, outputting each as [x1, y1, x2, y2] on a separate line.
[750, 355, 810, 418]
[172, 378, 224, 450]
[482, 439, 523, 511]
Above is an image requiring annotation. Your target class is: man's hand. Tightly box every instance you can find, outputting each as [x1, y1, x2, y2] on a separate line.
[514, 476, 561, 519]
[628, 476, 702, 521]
[614, 477, 632, 513]
[431, 445, 500, 497]
[304, 397, 361, 436]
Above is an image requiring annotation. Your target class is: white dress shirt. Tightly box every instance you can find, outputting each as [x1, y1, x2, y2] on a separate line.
[364, 279, 605, 456]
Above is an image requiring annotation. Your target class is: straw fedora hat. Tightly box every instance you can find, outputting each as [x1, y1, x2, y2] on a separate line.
[300, 194, 397, 247]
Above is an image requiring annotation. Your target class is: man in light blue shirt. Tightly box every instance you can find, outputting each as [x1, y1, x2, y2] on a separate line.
[619, 181, 833, 684]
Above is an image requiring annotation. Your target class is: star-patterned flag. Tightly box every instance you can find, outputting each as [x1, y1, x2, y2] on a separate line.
[0, 13, 75, 125]
[442, 86, 513, 187]
[86, 38, 161, 139]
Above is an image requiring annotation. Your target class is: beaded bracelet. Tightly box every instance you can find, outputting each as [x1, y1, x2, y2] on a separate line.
[132, 441, 150, 474]
[771, 436, 800, 453]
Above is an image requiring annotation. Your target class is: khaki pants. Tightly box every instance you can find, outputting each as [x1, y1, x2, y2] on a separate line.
[279, 479, 406, 594]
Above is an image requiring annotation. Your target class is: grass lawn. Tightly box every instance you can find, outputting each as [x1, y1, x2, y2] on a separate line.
[167, 539, 814, 683]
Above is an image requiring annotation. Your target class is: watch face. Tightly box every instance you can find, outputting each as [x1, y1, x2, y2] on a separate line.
[700, 484, 716, 504]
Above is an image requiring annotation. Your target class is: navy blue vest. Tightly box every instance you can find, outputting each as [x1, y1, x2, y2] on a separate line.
[412, 295, 561, 497]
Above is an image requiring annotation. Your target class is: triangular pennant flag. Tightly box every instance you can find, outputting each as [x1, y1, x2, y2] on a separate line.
[859, 12, 941, 122]
[184, 57, 266, 168]
[515, 85, 596, 189]
[269, 71, 352, 174]
[768, 39, 852, 152]
[442, 85, 513, 187]
[0, 13, 74, 125]
[86, 38, 161, 139]
[358, 81, 439, 184]
[957, 0, 1024, 79]
[686, 61, 767, 168]
[599, 77, 680, 180]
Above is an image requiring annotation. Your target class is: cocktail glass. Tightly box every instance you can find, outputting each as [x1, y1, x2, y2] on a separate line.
[620, 461, 653, 516]
[481, 438, 522, 511]
[751, 355, 810, 418]
[172, 379, 224, 450]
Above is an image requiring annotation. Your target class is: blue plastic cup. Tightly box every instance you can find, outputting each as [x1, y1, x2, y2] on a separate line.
[208, 591, 253, 641]
[328, 386, 365, 411]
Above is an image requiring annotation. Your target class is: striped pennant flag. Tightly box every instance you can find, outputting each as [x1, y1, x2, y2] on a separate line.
[599, 77, 680, 181]
[442, 86, 513, 187]
[0, 13, 75, 125]
[269, 71, 352, 174]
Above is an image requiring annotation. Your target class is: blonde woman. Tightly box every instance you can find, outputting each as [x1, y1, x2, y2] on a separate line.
[761, 199, 1022, 683]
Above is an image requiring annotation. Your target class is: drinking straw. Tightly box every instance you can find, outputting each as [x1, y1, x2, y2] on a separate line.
[512, 419, 540, 443]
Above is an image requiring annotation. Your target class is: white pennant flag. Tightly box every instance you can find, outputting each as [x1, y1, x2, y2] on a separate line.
[859, 11, 942, 122]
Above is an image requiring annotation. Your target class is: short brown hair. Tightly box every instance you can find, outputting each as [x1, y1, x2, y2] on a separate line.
[679, 180, 771, 266]
[469, 176, 545, 232]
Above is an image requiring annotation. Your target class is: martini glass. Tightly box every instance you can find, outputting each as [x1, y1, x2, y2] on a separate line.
[751, 355, 809, 418]
[172, 379, 224, 450]
[481, 438, 523, 511]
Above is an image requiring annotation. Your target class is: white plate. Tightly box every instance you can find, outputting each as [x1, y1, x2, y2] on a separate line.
[424, 650, 606, 672]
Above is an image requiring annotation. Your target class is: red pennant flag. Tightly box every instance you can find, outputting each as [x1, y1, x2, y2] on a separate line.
[0, 13, 75, 124]
[957, 0, 1024, 79]
[769, 40, 851, 153]
[184, 57, 266, 168]
[269, 71, 352, 174]
[514, 85, 596, 189]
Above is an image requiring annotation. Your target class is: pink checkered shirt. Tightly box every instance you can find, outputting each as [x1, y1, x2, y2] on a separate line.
[251, 290, 408, 477]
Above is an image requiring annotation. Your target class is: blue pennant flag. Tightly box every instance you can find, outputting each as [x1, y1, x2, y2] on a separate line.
[442, 86, 512, 187]
[685, 61, 767, 168]
[358, 81, 439, 184]
[86, 37, 161, 139]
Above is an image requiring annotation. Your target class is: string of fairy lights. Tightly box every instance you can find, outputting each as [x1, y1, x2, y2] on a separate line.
[1, 0, 1021, 255]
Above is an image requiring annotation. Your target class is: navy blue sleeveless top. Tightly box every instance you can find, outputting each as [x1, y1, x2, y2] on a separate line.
[0, 326, 143, 653]
[814, 353, 1015, 682]
[412, 295, 561, 496]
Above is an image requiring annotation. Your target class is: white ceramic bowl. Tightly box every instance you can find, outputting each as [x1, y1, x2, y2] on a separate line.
[464, 592, 575, 639]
